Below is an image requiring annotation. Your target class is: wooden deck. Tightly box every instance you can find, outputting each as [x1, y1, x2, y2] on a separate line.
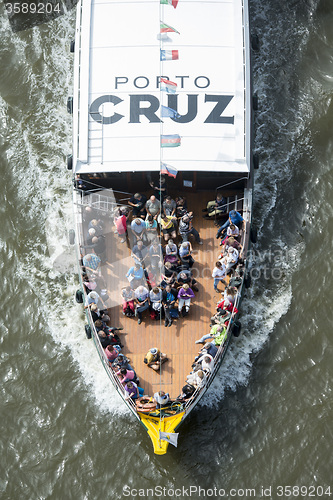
[102, 191, 241, 399]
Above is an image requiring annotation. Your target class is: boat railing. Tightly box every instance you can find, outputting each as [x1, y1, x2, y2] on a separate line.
[215, 176, 248, 192]
[75, 189, 132, 215]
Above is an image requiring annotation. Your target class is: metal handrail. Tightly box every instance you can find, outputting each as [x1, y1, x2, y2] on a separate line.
[215, 176, 248, 192]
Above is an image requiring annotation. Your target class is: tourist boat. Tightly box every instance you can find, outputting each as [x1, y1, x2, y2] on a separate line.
[68, 0, 255, 454]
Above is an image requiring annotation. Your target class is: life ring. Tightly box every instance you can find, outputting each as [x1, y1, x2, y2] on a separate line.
[136, 397, 157, 413]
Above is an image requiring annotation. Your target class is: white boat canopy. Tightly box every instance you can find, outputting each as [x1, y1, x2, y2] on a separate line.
[73, 0, 251, 175]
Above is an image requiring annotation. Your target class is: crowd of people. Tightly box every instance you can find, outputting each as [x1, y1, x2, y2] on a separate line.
[78, 181, 244, 408]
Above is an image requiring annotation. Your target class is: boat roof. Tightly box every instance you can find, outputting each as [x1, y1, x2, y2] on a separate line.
[73, 0, 251, 175]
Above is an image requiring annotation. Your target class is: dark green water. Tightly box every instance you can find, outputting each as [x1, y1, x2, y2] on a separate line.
[0, 1, 332, 498]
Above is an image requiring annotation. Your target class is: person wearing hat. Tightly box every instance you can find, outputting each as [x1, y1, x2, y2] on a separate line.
[216, 209, 244, 239]
[144, 348, 168, 371]
[84, 291, 108, 311]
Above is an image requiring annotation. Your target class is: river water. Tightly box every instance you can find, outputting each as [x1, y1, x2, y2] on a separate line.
[0, 1, 332, 499]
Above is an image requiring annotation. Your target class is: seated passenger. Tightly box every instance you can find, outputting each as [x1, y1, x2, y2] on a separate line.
[149, 287, 163, 317]
[90, 303, 110, 324]
[179, 214, 203, 245]
[179, 241, 194, 268]
[210, 308, 232, 327]
[98, 330, 116, 349]
[162, 196, 177, 217]
[85, 227, 96, 245]
[227, 223, 240, 239]
[154, 391, 170, 409]
[225, 247, 239, 273]
[219, 236, 242, 255]
[82, 253, 101, 274]
[176, 269, 198, 292]
[131, 240, 149, 268]
[165, 239, 178, 263]
[97, 325, 123, 347]
[196, 353, 214, 372]
[216, 298, 238, 314]
[195, 325, 227, 347]
[128, 192, 147, 218]
[126, 262, 145, 289]
[134, 285, 150, 325]
[212, 261, 227, 292]
[88, 218, 104, 236]
[82, 274, 97, 294]
[216, 209, 245, 239]
[124, 381, 144, 400]
[105, 344, 119, 363]
[202, 193, 227, 218]
[145, 195, 161, 220]
[145, 215, 158, 244]
[160, 261, 178, 288]
[130, 218, 147, 244]
[121, 286, 135, 317]
[223, 286, 237, 305]
[160, 214, 177, 241]
[112, 353, 134, 372]
[144, 347, 168, 371]
[186, 369, 206, 388]
[177, 384, 195, 402]
[175, 196, 188, 219]
[85, 235, 107, 263]
[200, 342, 218, 358]
[162, 284, 178, 327]
[84, 291, 108, 311]
[148, 241, 163, 274]
[116, 367, 136, 385]
[177, 283, 195, 317]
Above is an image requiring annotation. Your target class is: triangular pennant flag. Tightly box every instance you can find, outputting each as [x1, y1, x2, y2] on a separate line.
[160, 21, 180, 34]
[160, 0, 179, 8]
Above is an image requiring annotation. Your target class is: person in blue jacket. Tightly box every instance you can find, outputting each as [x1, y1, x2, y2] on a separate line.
[216, 209, 245, 239]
